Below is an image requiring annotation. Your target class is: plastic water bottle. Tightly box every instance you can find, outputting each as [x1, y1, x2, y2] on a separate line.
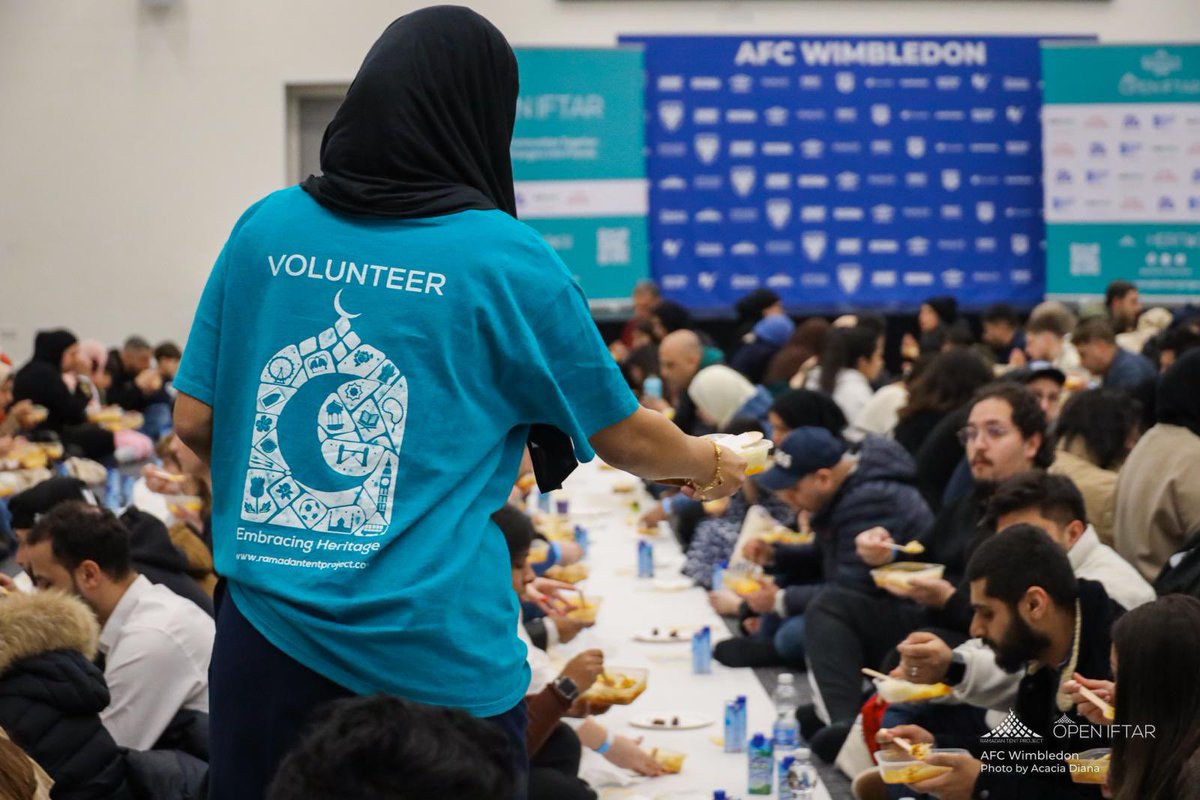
[786, 748, 818, 800]
[711, 559, 727, 592]
[121, 474, 136, 509]
[637, 540, 655, 578]
[772, 673, 801, 754]
[573, 525, 589, 558]
[747, 732, 774, 795]
[735, 695, 748, 751]
[104, 468, 123, 511]
[691, 626, 712, 674]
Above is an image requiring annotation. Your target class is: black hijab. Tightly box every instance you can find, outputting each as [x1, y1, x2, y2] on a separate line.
[301, 5, 517, 219]
[1158, 349, 1200, 438]
[302, 7, 576, 491]
[31, 329, 77, 369]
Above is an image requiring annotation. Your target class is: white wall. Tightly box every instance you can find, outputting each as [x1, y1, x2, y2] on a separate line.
[1, 0, 1198, 361]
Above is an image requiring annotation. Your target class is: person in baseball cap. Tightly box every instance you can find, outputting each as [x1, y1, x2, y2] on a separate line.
[1010, 360, 1066, 422]
[755, 427, 849, 497]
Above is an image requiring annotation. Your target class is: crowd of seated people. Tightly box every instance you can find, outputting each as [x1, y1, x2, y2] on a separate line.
[0, 281, 1198, 800]
[607, 279, 1200, 799]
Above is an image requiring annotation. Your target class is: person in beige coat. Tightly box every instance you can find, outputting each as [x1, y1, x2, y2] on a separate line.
[1049, 388, 1142, 546]
[1115, 351, 1200, 581]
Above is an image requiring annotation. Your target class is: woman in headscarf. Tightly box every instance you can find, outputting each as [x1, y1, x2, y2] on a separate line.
[687, 365, 773, 435]
[169, 9, 745, 798]
[1113, 349, 1200, 582]
[12, 330, 114, 461]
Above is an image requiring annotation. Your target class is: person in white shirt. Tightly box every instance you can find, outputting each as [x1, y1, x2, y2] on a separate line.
[805, 325, 884, 433]
[22, 501, 214, 751]
[894, 469, 1153, 708]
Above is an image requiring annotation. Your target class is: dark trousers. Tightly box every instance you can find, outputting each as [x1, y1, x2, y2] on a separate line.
[529, 723, 595, 800]
[209, 583, 529, 800]
[804, 586, 930, 725]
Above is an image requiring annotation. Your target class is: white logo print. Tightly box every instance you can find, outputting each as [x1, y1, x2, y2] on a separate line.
[801, 139, 825, 159]
[835, 71, 856, 93]
[694, 133, 721, 165]
[766, 198, 793, 231]
[765, 106, 789, 126]
[1011, 234, 1030, 256]
[982, 710, 1043, 743]
[836, 172, 860, 191]
[837, 265, 863, 295]
[242, 291, 405, 536]
[658, 101, 685, 132]
[941, 169, 961, 191]
[731, 166, 757, 198]
[802, 232, 827, 262]
[907, 137, 926, 159]
[871, 104, 891, 126]
[698, 272, 718, 291]
[976, 202, 996, 223]
[661, 239, 683, 258]
[971, 73, 991, 91]
[872, 205, 895, 224]
[1006, 106, 1026, 124]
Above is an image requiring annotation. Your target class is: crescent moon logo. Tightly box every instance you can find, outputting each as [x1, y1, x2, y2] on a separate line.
[240, 293, 405, 536]
[333, 289, 361, 320]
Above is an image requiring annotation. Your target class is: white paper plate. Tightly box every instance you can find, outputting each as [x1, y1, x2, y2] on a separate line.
[651, 577, 695, 592]
[633, 627, 694, 643]
[629, 713, 713, 731]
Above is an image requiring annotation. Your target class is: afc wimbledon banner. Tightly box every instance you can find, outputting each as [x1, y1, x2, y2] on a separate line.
[619, 35, 1076, 312]
[1043, 44, 1200, 303]
[512, 48, 649, 304]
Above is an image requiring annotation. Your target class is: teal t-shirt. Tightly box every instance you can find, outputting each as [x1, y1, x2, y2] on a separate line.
[175, 187, 637, 716]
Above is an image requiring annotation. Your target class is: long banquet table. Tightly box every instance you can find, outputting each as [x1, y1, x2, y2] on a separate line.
[541, 461, 833, 800]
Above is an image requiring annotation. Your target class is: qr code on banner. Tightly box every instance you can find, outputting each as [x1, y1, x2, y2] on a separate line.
[1070, 242, 1102, 276]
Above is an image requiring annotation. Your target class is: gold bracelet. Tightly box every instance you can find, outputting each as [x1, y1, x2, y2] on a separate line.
[690, 440, 724, 499]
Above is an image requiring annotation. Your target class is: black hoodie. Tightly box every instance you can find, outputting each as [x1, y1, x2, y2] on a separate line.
[122, 507, 214, 618]
[12, 329, 88, 432]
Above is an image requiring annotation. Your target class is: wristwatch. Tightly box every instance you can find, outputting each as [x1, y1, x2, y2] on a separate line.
[552, 676, 580, 704]
[944, 652, 967, 687]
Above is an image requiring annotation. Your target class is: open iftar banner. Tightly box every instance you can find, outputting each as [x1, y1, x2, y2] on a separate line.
[1043, 44, 1200, 304]
[511, 48, 649, 305]
[619, 35, 1095, 313]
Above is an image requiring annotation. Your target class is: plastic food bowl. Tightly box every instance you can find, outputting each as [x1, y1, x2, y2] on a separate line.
[1065, 748, 1111, 784]
[563, 595, 602, 624]
[873, 677, 954, 703]
[705, 432, 773, 475]
[649, 747, 686, 774]
[870, 562, 946, 590]
[544, 563, 589, 584]
[875, 748, 968, 784]
[581, 667, 648, 706]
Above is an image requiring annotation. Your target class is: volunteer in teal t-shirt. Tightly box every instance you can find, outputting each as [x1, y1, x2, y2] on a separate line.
[173, 8, 746, 799]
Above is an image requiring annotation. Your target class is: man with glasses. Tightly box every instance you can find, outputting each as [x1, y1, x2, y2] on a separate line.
[798, 383, 1051, 761]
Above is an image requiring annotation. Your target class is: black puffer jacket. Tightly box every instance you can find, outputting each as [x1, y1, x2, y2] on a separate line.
[772, 435, 935, 616]
[0, 592, 131, 800]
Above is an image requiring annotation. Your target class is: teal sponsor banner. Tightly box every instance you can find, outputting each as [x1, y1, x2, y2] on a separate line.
[1043, 44, 1200, 104]
[512, 48, 648, 303]
[1042, 43, 1200, 302]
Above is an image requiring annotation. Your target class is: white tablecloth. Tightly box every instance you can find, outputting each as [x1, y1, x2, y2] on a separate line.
[543, 461, 832, 800]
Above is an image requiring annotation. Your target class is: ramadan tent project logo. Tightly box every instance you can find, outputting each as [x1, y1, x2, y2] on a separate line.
[239, 290, 406, 537]
[980, 710, 1043, 744]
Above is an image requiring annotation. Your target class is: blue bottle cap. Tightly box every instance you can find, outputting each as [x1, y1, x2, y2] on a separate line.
[780, 755, 795, 770]
[713, 792, 727, 800]
[737, 694, 747, 704]
[750, 732, 767, 748]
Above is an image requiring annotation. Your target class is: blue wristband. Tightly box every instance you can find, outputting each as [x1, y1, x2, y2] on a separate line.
[594, 732, 614, 754]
